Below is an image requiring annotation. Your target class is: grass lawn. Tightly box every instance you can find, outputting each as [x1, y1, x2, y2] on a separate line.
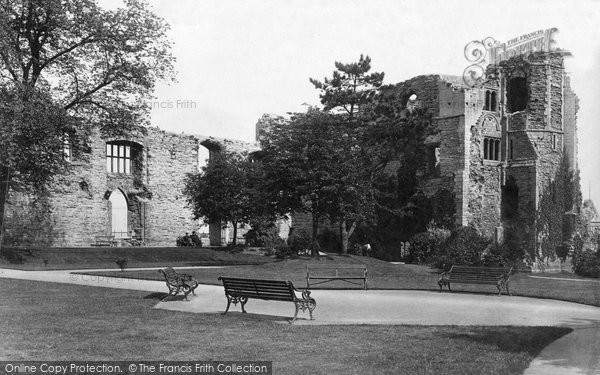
[84, 255, 600, 307]
[0, 278, 571, 374]
[0, 246, 274, 270]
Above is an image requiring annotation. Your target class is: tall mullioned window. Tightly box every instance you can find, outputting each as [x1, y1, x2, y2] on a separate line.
[483, 137, 501, 161]
[106, 142, 131, 174]
[484, 90, 497, 111]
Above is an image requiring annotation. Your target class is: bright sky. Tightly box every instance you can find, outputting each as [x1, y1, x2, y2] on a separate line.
[103, 0, 600, 208]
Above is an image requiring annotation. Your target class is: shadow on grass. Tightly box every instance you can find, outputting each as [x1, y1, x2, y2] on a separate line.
[143, 292, 169, 300]
[441, 326, 573, 355]
[219, 311, 302, 324]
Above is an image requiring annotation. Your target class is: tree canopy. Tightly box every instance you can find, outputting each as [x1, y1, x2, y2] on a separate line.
[0, 0, 175, 243]
[310, 54, 384, 117]
[183, 150, 262, 245]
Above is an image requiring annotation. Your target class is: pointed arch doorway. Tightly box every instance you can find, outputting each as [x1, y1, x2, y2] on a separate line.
[109, 189, 128, 238]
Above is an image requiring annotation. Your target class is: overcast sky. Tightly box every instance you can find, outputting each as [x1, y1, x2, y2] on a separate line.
[103, 0, 600, 208]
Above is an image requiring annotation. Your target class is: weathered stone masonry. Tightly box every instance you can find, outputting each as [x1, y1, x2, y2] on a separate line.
[3, 127, 254, 247]
[256, 52, 578, 257]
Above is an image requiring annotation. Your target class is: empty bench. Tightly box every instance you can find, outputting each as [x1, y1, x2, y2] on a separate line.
[306, 264, 368, 290]
[438, 265, 513, 296]
[218, 277, 316, 323]
[91, 235, 116, 247]
[158, 267, 199, 301]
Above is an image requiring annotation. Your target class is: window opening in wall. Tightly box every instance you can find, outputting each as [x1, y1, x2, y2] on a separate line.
[106, 142, 131, 174]
[63, 136, 71, 162]
[502, 177, 519, 220]
[507, 77, 527, 112]
[483, 137, 501, 161]
[406, 93, 419, 112]
[484, 90, 497, 111]
[109, 189, 128, 238]
[552, 134, 559, 150]
[427, 145, 441, 176]
[509, 139, 514, 160]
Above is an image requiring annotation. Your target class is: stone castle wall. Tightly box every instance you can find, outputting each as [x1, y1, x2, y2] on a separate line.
[3, 128, 255, 247]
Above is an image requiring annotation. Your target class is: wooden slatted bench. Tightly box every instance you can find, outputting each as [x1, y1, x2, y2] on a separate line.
[91, 235, 116, 247]
[158, 267, 199, 301]
[306, 264, 368, 290]
[218, 277, 316, 323]
[438, 265, 513, 296]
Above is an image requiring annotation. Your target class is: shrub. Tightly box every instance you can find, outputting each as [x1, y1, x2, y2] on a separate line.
[0, 247, 26, 264]
[244, 222, 285, 248]
[406, 224, 451, 264]
[287, 228, 311, 254]
[115, 258, 128, 271]
[273, 245, 296, 259]
[572, 249, 600, 278]
[429, 226, 491, 270]
[318, 228, 341, 253]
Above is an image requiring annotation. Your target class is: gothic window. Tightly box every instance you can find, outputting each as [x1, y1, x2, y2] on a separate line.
[507, 77, 528, 112]
[483, 137, 501, 161]
[484, 90, 497, 111]
[427, 145, 441, 176]
[106, 142, 131, 174]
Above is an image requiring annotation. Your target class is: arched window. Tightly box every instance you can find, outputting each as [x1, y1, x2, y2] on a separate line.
[484, 90, 491, 111]
[490, 91, 497, 111]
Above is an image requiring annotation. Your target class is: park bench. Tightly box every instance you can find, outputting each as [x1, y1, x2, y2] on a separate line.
[91, 235, 116, 247]
[437, 265, 513, 296]
[306, 264, 368, 290]
[218, 277, 316, 323]
[158, 267, 199, 301]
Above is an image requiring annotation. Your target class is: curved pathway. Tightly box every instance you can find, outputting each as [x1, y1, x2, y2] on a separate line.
[1, 267, 598, 374]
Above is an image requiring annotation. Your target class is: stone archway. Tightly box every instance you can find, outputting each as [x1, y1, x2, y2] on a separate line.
[109, 189, 128, 238]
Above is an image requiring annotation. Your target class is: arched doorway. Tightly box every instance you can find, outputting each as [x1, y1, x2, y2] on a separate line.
[109, 189, 128, 238]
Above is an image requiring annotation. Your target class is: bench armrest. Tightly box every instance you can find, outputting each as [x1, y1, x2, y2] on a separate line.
[292, 286, 312, 300]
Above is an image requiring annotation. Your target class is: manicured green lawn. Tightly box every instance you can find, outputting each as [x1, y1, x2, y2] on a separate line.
[85, 255, 600, 307]
[0, 278, 571, 374]
[0, 246, 274, 270]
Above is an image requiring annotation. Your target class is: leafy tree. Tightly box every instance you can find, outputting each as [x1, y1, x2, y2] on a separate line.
[0, 0, 175, 245]
[310, 54, 384, 117]
[309, 55, 441, 254]
[259, 107, 379, 254]
[183, 150, 260, 245]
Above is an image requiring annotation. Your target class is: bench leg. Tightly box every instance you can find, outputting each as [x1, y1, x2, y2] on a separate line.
[240, 297, 248, 313]
[308, 299, 316, 320]
[292, 303, 299, 323]
[162, 285, 179, 301]
[223, 296, 232, 315]
[182, 286, 191, 301]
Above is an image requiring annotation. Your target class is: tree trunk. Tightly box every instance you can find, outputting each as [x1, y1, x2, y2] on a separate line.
[340, 220, 357, 254]
[0, 166, 11, 250]
[311, 211, 320, 257]
[231, 221, 237, 246]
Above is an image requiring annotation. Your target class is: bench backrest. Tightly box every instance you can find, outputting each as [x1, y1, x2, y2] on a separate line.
[449, 266, 512, 282]
[159, 267, 182, 284]
[307, 265, 367, 277]
[218, 277, 296, 302]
